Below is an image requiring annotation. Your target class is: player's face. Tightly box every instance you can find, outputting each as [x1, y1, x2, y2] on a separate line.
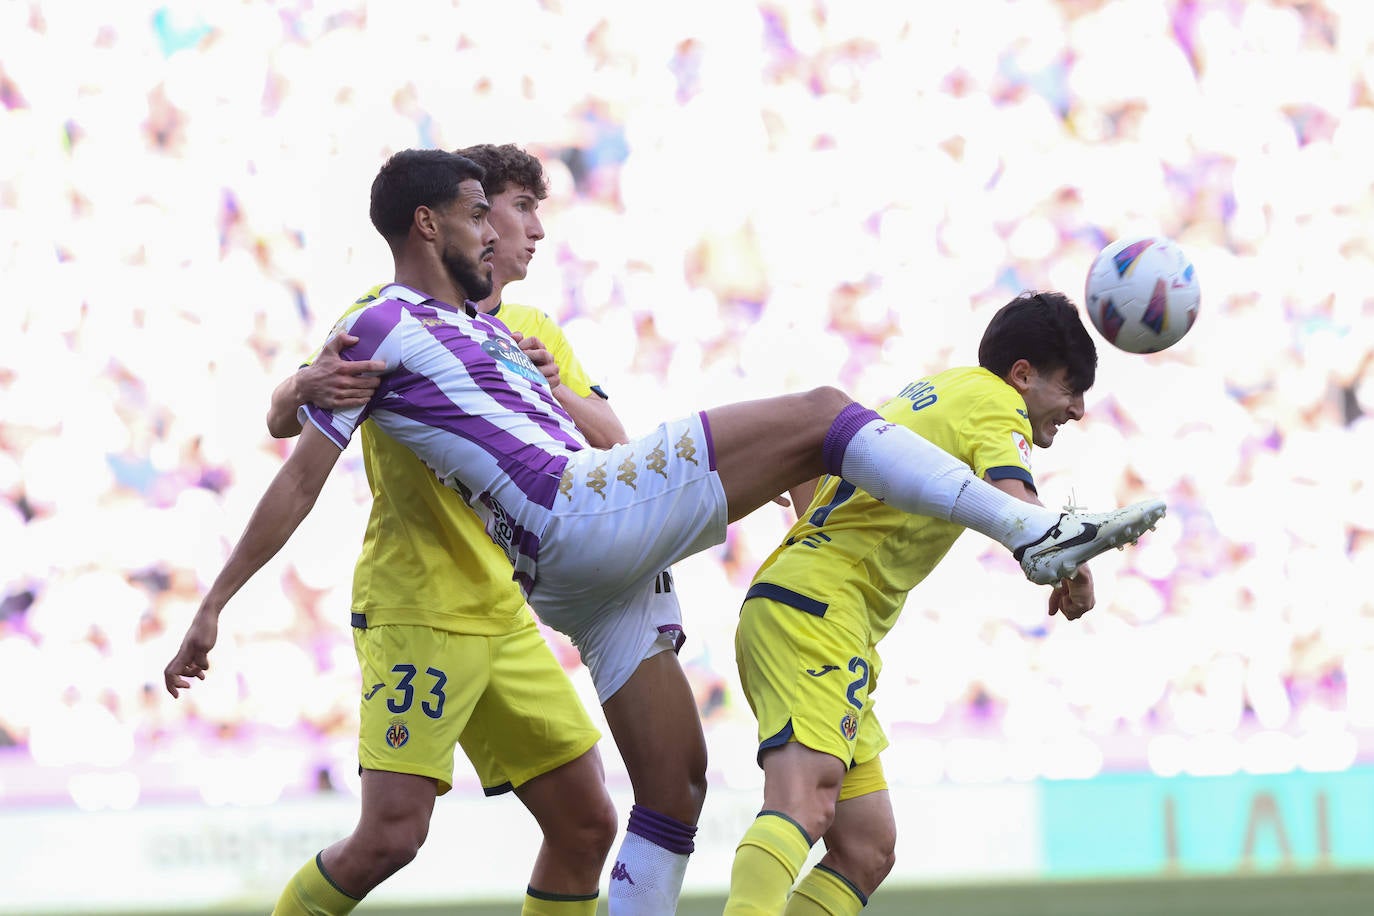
[1021, 366, 1084, 448]
[438, 178, 497, 302]
[486, 185, 545, 287]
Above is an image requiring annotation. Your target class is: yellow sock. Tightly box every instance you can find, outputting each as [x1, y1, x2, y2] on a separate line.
[724, 811, 815, 915]
[271, 853, 361, 916]
[521, 886, 599, 916]
[785, 864, 868, 915]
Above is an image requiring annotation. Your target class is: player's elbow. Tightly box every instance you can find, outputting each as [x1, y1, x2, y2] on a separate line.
[266, 412, 303, 439]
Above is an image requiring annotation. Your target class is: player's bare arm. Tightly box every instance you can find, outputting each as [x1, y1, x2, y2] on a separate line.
[265, 333, 387, 438]
[988, 476, 1094, 619]
[787, 478, 820, 517]
[163, 425, 343, 696]
[516, 332, 630, 448]
[554, 390, 629, 448]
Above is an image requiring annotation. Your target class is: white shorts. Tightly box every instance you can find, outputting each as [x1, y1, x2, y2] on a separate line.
[565, 570, 686, 703]
[531, 412, 727, 663]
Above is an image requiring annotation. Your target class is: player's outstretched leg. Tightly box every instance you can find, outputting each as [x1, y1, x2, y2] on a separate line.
[705, 392, 1165, 581]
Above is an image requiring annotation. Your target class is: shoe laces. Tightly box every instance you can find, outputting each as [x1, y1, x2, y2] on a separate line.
[1061, 487, 1086, 516]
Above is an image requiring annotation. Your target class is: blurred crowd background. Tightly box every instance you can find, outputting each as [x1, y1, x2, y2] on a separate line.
[3, 0, 1374, 812]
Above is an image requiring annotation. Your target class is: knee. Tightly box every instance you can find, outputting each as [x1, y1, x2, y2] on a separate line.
[686, 757, 708, 817]
[547, 790, 619, 865]
[361, 817, 429, 879]
[579, 794, 620, 861]
[802, 386, 854, 420]
[865, 839, 897, 889]
[829, 827, 896, 894]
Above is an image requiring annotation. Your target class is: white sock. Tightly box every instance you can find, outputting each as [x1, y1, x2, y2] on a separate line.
[826, 404, 1059, 549]
[607, 805, 694, 915]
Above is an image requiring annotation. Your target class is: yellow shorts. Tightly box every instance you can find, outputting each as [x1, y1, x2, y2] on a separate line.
[838, 756, 889, 801]
[354, 612, 599, 795]
[736, 594, 889, 776]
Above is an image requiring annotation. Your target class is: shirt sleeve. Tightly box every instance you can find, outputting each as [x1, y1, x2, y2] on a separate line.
[960, 386, 1037, 491]
[299, 300, 404, 449]
[301, 286, 384, 368]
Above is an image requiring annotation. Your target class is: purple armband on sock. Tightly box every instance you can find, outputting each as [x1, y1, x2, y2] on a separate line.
[627, 804, 697, 855]
[821, 403, 882, 476]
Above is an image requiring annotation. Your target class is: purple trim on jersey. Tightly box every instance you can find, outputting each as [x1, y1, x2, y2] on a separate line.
[480, 309, 513, 335]
[385, 376, 568, 508]
[344, 299, 405, 362]
[301, 404, 351, 449]
[625, 803, 697, 855]
[697, 410, 717, 471]
[821, 403, 883, 477]
[658, 623, 686, 653]
[470, 312, 580, 432]
[419, 304, 584, 446]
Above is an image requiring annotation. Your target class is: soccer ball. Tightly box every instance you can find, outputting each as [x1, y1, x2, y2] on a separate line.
[1084, 235, 1200, 353]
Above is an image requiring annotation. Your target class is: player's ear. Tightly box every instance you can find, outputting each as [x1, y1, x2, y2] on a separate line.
[412, 204, 440, 240]
[1005, 358, 1035, 392]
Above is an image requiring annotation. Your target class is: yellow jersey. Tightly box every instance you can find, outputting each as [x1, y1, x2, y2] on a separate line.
[746, 366, 1035, 645]
[325, 289, 601, 634]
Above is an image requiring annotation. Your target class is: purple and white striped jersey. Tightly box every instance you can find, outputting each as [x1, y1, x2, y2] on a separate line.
[301, 283, 588, 593]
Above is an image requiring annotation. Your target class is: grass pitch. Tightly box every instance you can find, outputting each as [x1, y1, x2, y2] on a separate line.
[120, 869, 1374, 915]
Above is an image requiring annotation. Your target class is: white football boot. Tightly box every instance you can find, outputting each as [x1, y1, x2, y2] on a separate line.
[1014, 498, 1167, 585]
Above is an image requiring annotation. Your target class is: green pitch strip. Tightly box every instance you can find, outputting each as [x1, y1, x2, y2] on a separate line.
[115, 869, 1374, 916]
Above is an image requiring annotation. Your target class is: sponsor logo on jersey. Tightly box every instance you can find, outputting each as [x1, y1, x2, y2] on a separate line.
[482, 493, 518, 561]
[481, 335, 545, 386]
[806, 665, 841, 677]
[386, 719, 410, 749]
[840, 712, 859, 741]
[559, 468, 574, 501]
[363, 682, 385, 700]
[1012, 431, 1032, 468]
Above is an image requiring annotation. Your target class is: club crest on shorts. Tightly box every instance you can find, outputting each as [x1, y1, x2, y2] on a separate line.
[840, 712, 859, 741]
[386, 718, 410, 749]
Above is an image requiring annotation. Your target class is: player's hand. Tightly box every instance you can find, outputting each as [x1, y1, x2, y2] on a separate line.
[298, 333, 386, 409]
[163, 606, 221, 698]
[514, 332, 562, 389]
[1048, 565, 1095, 620]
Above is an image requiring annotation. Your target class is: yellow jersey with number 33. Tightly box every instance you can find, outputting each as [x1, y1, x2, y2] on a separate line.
[320, 289, 602, 634]
[747, 366, 1036, 644]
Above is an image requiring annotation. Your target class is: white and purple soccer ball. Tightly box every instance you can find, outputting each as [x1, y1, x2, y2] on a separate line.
[1084, 235, 1200, 354]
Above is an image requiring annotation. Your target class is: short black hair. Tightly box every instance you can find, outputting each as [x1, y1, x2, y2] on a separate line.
[978, 292, 1097, 392]
[454, 143, 548, 200]
[369, 149, 486, 245]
